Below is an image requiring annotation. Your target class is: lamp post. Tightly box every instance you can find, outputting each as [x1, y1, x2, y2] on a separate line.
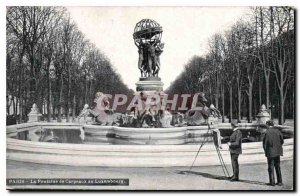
[49, 61, 56, 121]
[268, 104, 275, 120]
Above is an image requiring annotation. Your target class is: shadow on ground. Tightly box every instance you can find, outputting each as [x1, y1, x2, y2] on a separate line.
[176, 170, 268, 186]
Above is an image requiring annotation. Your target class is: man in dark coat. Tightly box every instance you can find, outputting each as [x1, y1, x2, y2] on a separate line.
[263, 120, 284, 186]
[227, 121, 242, 181]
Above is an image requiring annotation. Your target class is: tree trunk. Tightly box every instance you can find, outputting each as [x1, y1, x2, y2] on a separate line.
[253, 96, 257, 121]
[66, 65, 71, 122]
[51, 92, 57, 120]
[265, 76, 270, 109]
[43, 101, 45, 115]
[238, 87, 241, 123]
[19, 98, 23, 123]
[292, 89, 294, 120]
[24, 88, 28, 118]
[72, 95, 76, 122]
[279, 88, 285, 125]
[221, 84, 225, 123]
[31, 50, 41, 112]
[89, 79, 93, 104]
[52, 95, 56, 120]
[35, 80, 43, 115]
[229, 86, 233, 123]
[15, 98, 18, 116]
[57, 74, 64, 122]
[12, 97, 16, 115]
[215, 74, 219, 109]
[47, 65, 51, 122]
[248, 84, 253, 123]
[18, 54, 24, 123]
[7, 96, 10, 115]
[258, 75, 262, 106]
[208, 76, 212, 103]
[84, 75, 88, 104]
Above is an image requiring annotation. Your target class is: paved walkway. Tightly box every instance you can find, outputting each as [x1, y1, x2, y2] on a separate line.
[6, 159, 293, 190]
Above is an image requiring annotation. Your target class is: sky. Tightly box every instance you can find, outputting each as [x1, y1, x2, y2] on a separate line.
[67, 7, 250, 91]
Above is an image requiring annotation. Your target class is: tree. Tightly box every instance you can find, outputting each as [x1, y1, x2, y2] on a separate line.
[167, 6, 295, 124]
[269, 7, 294, 124]
[6, 6, 132, 123]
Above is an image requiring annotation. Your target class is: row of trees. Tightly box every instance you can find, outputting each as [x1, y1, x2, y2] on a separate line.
[167, 7, 295, 125]
[6, 6, 133, 123]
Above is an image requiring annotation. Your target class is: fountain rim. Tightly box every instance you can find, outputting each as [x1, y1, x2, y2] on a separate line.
[6, 122, 294, 167]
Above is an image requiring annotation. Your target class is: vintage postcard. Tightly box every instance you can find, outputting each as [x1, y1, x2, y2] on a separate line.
[6, 6, 295, 190]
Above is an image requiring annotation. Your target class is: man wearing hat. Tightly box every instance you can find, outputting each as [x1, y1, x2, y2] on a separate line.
[227, 121, 242, 181]
[263, 120, 284, 186]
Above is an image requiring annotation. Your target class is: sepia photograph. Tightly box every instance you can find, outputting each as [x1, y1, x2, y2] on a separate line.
[5, 4, 295, 191]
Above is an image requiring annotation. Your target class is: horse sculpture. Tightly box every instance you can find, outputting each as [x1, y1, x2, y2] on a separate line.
[78, 92, 121, 126]
[184, 92, 220, 125]
[184, 92, 222, 148]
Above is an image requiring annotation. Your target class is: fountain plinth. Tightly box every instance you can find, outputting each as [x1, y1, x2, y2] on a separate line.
[256, 104, 270, 124]
[135, 77, 164, 92]
[27, 103, 42, 123]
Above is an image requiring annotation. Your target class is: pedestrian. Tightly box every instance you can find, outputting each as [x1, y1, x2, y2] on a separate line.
[257, 124, 268, 141]
[227, 121, 242, 181]
[263, 120, 284, 186]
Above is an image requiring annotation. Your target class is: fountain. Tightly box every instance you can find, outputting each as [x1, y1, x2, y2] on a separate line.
[6, 19, 294, 167]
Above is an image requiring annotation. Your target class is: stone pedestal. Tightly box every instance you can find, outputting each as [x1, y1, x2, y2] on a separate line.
[133, 77, 166, 127]
[256, 104, 270, 124]
[135, 77, 164, 92]
[28, 104, 42, 123]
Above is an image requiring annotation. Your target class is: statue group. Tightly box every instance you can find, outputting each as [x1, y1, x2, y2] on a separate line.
[133, 19, 164, 78]
[137, 40, 164, 77]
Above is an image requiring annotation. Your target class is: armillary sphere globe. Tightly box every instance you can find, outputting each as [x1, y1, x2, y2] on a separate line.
[133, 19, 163, 47]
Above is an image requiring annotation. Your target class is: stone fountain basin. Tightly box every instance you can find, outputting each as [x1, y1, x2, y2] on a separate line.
[6, 122, 294, 167]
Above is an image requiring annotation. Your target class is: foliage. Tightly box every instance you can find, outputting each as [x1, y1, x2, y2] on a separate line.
[6, 6, 132, 122]
[166, 6, 295, 124]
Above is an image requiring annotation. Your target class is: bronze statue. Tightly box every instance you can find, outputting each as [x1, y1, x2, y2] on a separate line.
[153, 41, 164, 77]
[133, 19, 164, 78]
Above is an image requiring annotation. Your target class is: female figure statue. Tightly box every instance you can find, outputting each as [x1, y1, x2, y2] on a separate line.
[138, 41, 146, 77]
[153, 41, 164, 77]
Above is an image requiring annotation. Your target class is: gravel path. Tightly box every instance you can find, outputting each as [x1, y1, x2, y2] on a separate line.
[6, 159, 294, 190]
